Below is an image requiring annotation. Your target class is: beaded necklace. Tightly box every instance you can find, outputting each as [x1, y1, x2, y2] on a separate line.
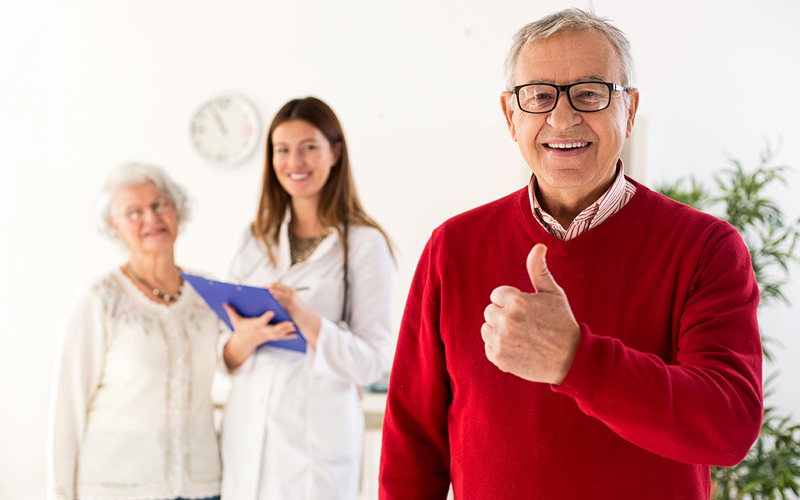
[127, 263, 184, 302]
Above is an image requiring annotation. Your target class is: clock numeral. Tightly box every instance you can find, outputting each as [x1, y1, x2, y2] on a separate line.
[243, 124, 253, 135]
[193, 125, 205, 134]
[216, 152, 229, 162]
[216, 98, 230, 109]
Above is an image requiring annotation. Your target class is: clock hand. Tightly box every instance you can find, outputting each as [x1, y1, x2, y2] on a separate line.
[212, 110, 228, 135]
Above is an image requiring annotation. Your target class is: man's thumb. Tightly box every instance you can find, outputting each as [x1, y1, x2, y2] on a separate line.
[527, 244, 559, 294]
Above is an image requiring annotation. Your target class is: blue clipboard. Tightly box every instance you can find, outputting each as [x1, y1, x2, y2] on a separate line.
[182, 272, 306, 353]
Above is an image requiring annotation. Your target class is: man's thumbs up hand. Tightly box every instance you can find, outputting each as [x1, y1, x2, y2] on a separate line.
[527, 243, 560, 294]
[481, 244, 581, 385]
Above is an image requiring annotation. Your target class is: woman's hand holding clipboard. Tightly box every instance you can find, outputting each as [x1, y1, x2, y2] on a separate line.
[181, 273, 307, 354]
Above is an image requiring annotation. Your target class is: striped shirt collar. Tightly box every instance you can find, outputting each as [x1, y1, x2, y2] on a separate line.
[528, 160, 637, 241]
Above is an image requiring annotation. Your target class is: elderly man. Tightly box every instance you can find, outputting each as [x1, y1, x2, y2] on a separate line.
[379, 8, 763, 500]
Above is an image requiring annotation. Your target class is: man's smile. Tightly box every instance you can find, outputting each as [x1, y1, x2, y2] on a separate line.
[544, 142, 590, 150]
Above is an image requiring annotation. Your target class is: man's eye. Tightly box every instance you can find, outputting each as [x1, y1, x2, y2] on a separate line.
[576, 90, 605, 99]
[573, 87, 608, 102]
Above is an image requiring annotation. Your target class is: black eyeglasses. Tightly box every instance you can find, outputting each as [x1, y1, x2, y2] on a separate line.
[512, 81, 626, 114]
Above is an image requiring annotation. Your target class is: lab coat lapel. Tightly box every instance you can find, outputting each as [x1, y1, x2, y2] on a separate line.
[275, 210, 293, 276]
[278, 208, 341, 272]
[305, 229, 339, 264]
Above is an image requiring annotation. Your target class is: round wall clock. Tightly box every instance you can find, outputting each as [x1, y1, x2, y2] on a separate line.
[190, 94, 261, 167]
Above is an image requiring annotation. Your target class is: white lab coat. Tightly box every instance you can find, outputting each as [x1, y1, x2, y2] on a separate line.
[219, 216, 396, 500]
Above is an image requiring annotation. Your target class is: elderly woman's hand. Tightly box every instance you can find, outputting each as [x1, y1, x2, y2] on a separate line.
[222, 304, 298, 370]
[267, 283, 321, 349]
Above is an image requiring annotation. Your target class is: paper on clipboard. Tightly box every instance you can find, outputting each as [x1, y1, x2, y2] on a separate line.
[182, 272, 306, 353]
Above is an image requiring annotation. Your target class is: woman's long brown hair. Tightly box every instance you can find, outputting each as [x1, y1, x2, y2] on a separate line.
[251, 96, 394, 266]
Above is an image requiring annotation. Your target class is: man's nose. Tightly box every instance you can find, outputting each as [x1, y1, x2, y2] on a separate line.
[546, 91, 582, 130]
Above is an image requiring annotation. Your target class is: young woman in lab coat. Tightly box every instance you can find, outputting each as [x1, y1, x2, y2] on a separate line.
[219, 97, 396, 500]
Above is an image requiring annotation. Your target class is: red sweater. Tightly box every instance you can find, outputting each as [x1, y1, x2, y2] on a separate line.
[380, 182, 763, 499]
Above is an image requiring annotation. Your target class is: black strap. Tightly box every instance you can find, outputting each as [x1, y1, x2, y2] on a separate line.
[340, 223, 349, 323]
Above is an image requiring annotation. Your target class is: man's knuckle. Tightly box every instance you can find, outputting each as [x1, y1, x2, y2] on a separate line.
[509, 294, 528, 309]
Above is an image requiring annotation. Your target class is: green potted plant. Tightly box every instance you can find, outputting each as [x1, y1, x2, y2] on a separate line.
[656, 140, 800, 499]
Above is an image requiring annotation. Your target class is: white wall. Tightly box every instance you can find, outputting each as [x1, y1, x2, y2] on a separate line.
[1, 0, 798, 497]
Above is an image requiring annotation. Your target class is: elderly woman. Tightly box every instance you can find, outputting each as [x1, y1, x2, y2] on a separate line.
[47, 163, 221, 500]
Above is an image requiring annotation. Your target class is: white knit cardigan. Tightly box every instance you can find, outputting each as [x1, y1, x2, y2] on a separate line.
[47, 268, 222, 500]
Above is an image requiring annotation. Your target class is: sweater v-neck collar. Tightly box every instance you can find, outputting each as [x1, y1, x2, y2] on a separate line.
[515, 177, 652, 257]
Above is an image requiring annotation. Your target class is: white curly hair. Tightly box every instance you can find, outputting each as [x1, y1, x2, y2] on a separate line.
[98, 163, 191, 240]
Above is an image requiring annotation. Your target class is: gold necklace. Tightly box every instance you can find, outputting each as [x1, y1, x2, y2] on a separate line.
[289, 230, 329, 265]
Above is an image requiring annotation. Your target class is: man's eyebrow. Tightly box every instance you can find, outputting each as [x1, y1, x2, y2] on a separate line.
[521, 75, 609, 85]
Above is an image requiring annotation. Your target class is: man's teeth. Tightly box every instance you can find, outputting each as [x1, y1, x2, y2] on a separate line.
[548, 142, 589, 149]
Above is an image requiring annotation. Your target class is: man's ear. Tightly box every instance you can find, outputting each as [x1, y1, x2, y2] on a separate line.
[624, 88, 640, 139]
[500, 91, 519, 143]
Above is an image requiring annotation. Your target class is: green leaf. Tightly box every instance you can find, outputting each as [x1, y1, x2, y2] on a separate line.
[654, 176, 711, 210]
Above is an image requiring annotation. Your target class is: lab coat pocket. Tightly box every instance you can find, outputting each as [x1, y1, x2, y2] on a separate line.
[306, 376, 363, 460]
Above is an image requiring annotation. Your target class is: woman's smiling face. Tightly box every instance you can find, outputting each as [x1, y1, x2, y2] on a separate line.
[271, 119, 341, 205]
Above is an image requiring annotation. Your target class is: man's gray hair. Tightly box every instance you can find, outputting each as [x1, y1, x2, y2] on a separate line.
[503, 8, 636, 92]
[98, 162, 191, 239]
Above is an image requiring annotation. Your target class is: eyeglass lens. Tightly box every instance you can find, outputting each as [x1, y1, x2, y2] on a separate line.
[517, 83, 612, 113]
[124, 199, 172, 222]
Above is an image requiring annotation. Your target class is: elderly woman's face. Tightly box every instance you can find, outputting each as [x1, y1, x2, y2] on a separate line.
[109, 182, 178, 256]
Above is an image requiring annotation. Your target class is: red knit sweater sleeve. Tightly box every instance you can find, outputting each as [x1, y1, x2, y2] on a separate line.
[552, 222, 763, 466]
[379, 238, 452, 499]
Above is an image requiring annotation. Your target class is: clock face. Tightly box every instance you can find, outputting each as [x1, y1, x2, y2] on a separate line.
[191, 95, 260, 167]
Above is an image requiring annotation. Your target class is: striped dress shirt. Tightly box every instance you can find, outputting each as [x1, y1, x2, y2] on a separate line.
[528, 160, 636, 241]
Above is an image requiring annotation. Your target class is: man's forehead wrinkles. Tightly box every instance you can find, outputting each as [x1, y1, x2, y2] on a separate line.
[520, 75, 610, 85]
